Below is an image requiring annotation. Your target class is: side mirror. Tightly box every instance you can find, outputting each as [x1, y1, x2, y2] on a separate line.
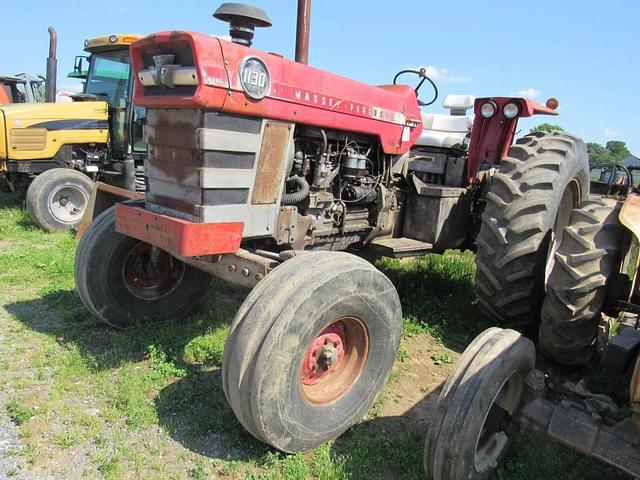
[74, 55, 89, 74]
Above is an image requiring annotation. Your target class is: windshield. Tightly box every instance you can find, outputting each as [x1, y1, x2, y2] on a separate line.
[85, 51, 130, 105]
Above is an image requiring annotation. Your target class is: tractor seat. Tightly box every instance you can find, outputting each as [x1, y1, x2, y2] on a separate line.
[416, 94, 475, 149]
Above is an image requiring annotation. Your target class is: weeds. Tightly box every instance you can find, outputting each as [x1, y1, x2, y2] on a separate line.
[0, 192, 632, 479]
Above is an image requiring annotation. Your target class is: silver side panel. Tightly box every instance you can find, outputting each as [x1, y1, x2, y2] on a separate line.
[143, 109, 294, 240]
[198, 129, 261, 153]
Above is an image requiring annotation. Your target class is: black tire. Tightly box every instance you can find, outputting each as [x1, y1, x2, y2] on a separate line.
[424, 328, 535, 480]
[25, 168, 94, 232]
[475, 131, 590, 327]
[74, 206, 211, 328]
[222, 251, 402, 453]
[539, 198, 623, 365]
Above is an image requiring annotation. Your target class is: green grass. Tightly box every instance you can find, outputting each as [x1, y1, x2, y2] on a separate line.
[5, 399, 34, 426]
[0, 190, 633, 479]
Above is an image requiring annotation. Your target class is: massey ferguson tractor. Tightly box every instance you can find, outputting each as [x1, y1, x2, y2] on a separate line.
[74, 2, 591, 453]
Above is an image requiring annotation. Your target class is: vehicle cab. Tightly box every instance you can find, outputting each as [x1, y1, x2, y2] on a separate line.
[72, 34, 146, 162]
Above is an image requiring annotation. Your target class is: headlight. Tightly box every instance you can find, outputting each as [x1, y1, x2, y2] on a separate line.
[480, 101, 496, 118]
[503, 102, 520, 119]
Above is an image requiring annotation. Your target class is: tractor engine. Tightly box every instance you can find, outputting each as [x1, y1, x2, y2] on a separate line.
[284, 127, 386, 250]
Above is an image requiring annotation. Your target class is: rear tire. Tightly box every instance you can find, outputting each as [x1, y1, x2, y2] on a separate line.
[26, 168, 94, 232]
[424, 328, 535, 480]
[539, 198, 623, 365]
[74, 206, 211, 328]
[475, 131, 590, 327]
[222, 251, 402, 452]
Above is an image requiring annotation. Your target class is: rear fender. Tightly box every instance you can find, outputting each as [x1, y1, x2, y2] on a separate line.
[466, 97, 558, 183]
[618, 193, 640, 303]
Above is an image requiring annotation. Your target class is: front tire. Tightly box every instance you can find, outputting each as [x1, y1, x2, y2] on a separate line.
[26, 168, 94, 232]
[475, 131, 590, 327]
[539, 198, 623, 365]
[74, 206, 211, 328]
[222, 251, 402, 452]
[424, 328, 535, 480]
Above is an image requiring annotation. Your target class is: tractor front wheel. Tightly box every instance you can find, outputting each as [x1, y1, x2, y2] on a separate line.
[26, 168, 94, 232]
[475, 131, 590, 328]
[424, 328, 535, 480]
[222, 251, 402, 453]
[74, 206, 211, 328]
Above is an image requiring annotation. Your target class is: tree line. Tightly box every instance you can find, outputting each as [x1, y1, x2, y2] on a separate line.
[530, 123, 633, 165]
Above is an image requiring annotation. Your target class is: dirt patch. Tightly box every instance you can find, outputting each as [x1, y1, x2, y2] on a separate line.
[366, 334, 458, 435]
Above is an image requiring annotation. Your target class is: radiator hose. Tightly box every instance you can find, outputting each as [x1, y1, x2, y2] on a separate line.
[281, 175, 310, 205]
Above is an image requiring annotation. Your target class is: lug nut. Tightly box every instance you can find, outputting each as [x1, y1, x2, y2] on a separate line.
[241, 268, 250, 277]
[228, 264, 237, 272]
[255, 273, 264, 281]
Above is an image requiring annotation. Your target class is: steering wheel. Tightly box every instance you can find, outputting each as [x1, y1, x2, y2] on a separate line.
[393, 67, 438, 106]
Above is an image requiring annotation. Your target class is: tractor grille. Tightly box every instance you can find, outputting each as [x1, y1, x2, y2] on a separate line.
[143, 109, 293, 238]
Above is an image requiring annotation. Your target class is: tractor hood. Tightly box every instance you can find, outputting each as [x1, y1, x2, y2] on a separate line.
[0, 101, 109, 161]
[130, 31, 423, 155]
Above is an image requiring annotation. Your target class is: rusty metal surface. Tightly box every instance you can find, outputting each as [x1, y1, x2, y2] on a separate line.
[275, 205, 312, 249]
[619, 193, 640, 242]
[618, 193, 640, 305]
[146, 193, 199, 216]
[144, 109, 202, 184]
[76, 182, 142, 239]
[180, 248, 278, 289]
[295, 0, 311, 64]
[251, 121, 291, 205]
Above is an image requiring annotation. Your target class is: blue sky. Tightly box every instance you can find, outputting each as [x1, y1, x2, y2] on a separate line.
[2, 0, 637, 154]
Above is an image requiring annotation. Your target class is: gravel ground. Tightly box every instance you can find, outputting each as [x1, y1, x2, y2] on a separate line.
[0, 308, 26, 480]
[0, 413, 24, 479]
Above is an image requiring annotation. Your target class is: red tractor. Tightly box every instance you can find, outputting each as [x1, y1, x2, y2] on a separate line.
[75, 2, 591, 452]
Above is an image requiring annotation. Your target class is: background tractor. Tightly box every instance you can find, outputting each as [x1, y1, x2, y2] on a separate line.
[0, 73, 46, 104]
[424, 192, 640, 480]
[0, 30, 147, 231]
[74, 2, 591, 453]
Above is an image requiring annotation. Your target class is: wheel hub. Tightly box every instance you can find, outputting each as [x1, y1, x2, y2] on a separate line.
[48, 185, 87, 223]
[301, 324, 346, 384]
[474, 370, 525, 473]
[300, 316, 370, 405]
[122, 243, 185, 299]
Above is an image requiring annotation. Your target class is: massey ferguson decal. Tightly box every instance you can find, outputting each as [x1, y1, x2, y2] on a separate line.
[239, 56, 271, 100]
[270, 82, 407, 126]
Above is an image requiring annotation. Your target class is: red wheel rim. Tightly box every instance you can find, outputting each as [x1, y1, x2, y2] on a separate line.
[122, 242, 185, 299]
[300, 316, 369, 405]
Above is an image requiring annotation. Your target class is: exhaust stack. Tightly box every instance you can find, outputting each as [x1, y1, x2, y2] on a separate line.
[46, 27, 57, 103]
[295, 0, 311, 64]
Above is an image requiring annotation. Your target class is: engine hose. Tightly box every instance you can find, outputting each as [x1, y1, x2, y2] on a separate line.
[281, 175, 310, 205]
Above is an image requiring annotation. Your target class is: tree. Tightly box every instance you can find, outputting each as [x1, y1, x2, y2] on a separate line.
[606, 141, 631, 163]
[530, 123, 564, 133]
[587, 140, 631, 165]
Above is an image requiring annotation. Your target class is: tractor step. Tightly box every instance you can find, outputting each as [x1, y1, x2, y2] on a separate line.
[368, 237, 433, 258]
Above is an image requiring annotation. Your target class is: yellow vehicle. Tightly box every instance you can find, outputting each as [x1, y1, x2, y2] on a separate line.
[0, 33, 146, 231]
